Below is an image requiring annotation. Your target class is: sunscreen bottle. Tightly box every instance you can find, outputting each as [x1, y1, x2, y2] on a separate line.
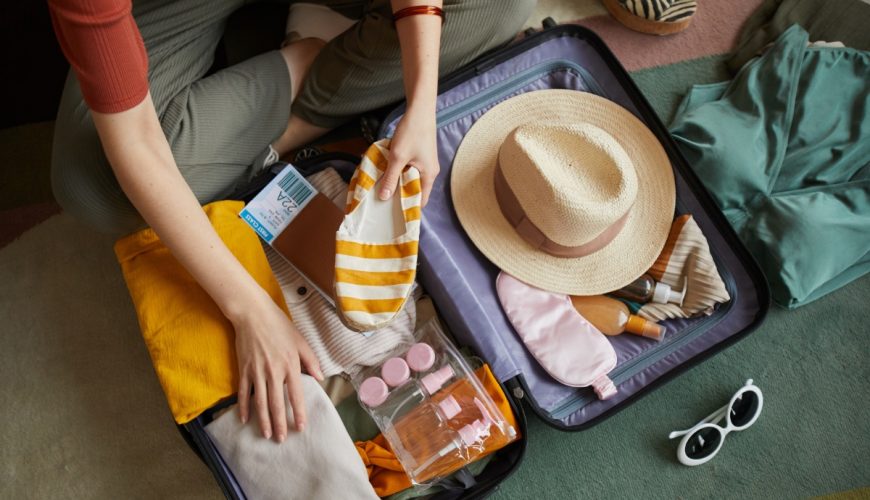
[570, 295, 664, 341]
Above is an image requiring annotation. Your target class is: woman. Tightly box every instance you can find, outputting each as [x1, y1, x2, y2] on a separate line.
[48, 0, 534, 443]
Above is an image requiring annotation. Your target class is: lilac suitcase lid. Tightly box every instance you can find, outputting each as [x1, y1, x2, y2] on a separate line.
[379, 30, 765, 427]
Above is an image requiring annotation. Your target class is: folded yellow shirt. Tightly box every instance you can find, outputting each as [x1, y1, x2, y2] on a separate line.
[114, 201, 289, 424]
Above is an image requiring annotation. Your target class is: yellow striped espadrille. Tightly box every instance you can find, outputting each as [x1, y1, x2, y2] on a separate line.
[335, 139, 422, 332]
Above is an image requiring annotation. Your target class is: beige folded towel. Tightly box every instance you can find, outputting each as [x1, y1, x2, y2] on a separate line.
[205, 375, 378, 500]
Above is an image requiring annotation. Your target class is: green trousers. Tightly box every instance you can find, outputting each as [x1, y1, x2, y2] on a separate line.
[52, 0, 536, 234]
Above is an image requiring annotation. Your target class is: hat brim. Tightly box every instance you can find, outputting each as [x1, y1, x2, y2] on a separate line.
[451, 90, 675, 295]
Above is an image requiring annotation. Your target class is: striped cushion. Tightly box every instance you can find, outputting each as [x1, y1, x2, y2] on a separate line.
[619, 0, 697, 22]
[335, 140, 422, 331]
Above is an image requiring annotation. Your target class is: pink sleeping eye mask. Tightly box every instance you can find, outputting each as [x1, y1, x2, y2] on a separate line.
[496, 272, 618, 400]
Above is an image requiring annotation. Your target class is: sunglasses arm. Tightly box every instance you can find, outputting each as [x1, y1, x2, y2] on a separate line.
[668, 428, 692, 440]
[668, 403, 730, 440]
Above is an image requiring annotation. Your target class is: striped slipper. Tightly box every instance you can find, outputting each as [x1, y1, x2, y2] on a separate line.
[335, 140, 422, 332]
[602, 0, 697, 35]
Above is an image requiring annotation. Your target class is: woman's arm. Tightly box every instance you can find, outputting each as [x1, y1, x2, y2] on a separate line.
[92, 94, 322, 442]
[379, 0, 444, 206]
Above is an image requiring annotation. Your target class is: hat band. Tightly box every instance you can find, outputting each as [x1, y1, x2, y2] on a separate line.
[494, 164, 630, 258]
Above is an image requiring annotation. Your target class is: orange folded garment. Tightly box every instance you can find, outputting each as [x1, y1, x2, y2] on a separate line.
[356, 435, 407, 496]
[114, 201, 290, 424]
[356, 364, 520, 497]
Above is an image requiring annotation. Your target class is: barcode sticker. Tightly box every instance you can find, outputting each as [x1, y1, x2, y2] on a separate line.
[240, 165, 317, 243]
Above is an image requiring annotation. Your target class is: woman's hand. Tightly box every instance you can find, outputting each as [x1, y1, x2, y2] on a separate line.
[232, 294, 323, 442]
[379, 106, 440, 206]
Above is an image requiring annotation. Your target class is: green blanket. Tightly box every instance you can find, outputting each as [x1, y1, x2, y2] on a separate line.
[670, 25, 870, 308]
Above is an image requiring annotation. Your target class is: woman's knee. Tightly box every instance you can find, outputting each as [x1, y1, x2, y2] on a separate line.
[280, 37, 327, 101]
[51, 150, 145, 236]
[440, 0, 535, 69]
[479, 0, 537, 30]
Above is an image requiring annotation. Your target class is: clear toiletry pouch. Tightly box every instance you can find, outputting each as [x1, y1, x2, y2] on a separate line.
[496, 272, 618, 399]
[352, 318, 517, 485]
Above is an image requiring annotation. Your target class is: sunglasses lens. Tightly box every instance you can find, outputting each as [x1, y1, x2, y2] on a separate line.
[685, 427, 722, 460]
[729, 391, 760, 428]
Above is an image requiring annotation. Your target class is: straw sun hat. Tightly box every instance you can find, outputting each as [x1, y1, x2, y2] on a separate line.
[451, 89, 675, 295]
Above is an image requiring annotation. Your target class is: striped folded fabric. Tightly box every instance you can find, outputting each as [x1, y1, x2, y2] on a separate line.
[636, 215, 731, 322]
[335, 140, 422, 332]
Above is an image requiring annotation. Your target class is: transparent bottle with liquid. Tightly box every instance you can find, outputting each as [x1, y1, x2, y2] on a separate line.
[570, 295, 664, 341]
[610, 274, 687, 305]
[385, 394, 464, 478]
[388, 396, 495, 483]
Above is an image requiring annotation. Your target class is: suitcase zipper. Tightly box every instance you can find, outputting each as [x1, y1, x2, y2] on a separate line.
[548, 235, 739, 421]
[377, 60, 607, 138]
[434, 60, 606, 130]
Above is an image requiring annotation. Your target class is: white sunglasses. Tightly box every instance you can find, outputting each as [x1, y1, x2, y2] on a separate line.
[669, 379, 763, 466]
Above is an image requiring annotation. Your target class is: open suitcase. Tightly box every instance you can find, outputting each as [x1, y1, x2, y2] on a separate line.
[179, 22, 769, 498]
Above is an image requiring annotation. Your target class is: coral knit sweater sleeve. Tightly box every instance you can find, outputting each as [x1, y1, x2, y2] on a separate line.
[48, 0, 149, 113]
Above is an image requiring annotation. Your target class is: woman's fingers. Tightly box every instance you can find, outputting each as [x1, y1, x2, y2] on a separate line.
[286, 369, 307, 432]
[419, 166, 438, 207]
[241, 345, 311, 441]
[268, 371, 288, 443]
[298, 341, 324, 382]
[238, 371, 251, 424]
[254, 374, 272, 440]
[231, 302, 316, 442]
[382, 155, 440, 207]
[380, 152, 409, 200]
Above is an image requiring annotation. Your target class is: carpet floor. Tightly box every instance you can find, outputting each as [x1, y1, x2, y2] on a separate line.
[2, 1, 868, 498]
